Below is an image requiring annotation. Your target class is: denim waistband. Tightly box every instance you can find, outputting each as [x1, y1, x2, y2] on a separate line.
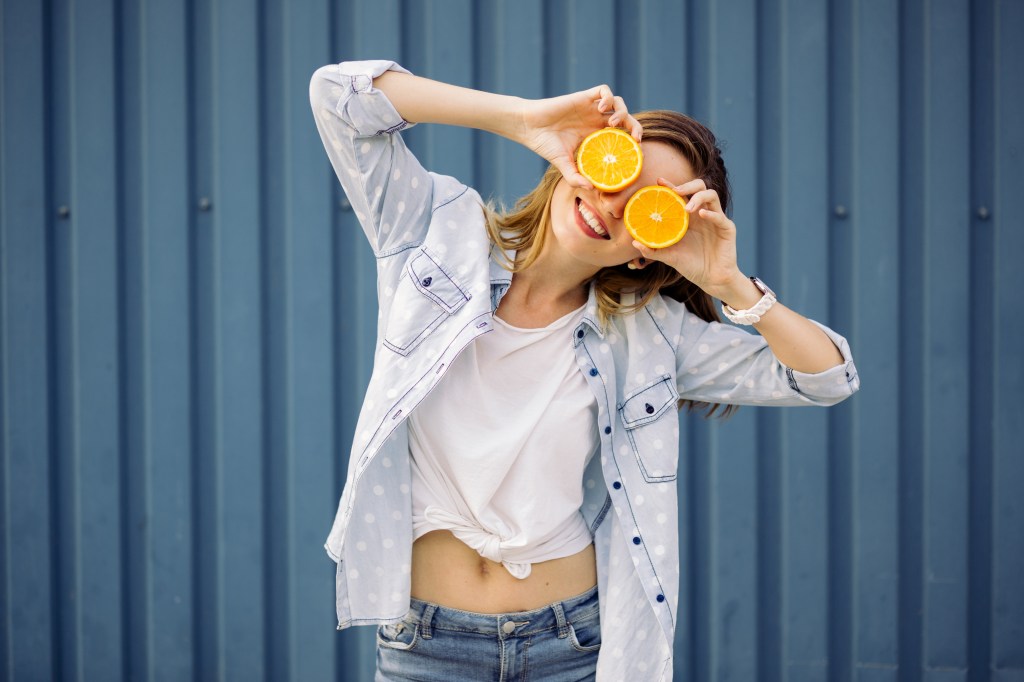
[406, 584, 599, 639]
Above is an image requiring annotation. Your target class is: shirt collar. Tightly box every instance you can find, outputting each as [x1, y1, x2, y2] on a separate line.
[488, 245, 607, 341]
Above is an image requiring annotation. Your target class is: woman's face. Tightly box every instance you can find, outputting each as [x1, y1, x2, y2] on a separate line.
[548, 140, 697, 270]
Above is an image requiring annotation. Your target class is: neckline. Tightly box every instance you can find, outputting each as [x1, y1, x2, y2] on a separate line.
[491, 304, 586, 333]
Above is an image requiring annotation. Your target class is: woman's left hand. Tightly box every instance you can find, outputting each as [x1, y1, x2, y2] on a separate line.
[630, 178, 745, 300]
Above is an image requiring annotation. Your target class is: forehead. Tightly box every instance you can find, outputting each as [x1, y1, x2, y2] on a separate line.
[636, 140, 695, 187]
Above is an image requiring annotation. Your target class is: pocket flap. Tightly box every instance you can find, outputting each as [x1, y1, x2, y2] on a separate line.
[618, 376, 678, 428]
[407, 249, 470, 314]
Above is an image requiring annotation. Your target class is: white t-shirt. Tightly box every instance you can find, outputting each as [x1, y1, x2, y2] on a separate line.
[408, 304, 599, 579]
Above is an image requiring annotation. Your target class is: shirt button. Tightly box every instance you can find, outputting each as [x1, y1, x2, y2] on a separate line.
[604, 426, 611, 435]
[501, 621, 516, 634]
[656, 594, 665, 603]
[589, 368, 599, 376]
[632, 536, 641, 545]
[612, 481, 621, 489]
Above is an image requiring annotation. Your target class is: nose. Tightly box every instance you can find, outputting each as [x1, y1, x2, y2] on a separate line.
[598, 188, 631, 220]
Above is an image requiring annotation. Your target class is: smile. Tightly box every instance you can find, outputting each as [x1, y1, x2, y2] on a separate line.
[575, 198, 610, 240]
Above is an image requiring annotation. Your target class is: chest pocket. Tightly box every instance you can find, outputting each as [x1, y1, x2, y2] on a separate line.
[383, 248, 470, 356]
[618, 375, 679, 483]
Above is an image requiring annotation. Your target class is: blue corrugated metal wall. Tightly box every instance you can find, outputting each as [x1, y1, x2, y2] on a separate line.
[1, 0, 1022, 680]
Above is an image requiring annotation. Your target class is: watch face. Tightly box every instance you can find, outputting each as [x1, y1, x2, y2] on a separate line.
[751, 277, 775, 298]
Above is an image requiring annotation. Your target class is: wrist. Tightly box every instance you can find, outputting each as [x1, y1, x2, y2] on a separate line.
[707, 272, 759, 308]
[498, 96, 530, 144]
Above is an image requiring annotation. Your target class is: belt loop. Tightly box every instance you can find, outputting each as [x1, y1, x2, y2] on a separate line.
[420, 604, 437, 639]
[551, 601, 569, 639]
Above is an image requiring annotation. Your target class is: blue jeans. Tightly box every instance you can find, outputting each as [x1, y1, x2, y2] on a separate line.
[375, 584, 601, 681]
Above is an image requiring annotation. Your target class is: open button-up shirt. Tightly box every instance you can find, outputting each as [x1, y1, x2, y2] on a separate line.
[310, 60, 860, 681]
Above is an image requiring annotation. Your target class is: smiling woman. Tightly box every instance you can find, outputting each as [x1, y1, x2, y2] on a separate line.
[309, 59, 860, 681]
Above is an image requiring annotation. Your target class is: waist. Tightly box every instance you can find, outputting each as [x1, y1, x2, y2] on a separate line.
[410, 529, 598, 613]
[406, 583, 600, 637]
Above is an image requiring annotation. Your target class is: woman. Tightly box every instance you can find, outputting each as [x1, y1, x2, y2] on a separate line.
[309, 60, 859, 681]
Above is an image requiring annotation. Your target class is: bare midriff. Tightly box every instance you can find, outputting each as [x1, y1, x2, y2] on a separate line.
[410, 529, 598, 613]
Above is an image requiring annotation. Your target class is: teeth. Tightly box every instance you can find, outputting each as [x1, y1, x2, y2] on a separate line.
[578, 203, 608, 236]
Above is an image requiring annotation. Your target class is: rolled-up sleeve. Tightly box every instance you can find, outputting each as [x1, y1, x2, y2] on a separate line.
[309, 60, 432, 256]
[675, 313, 860, 407]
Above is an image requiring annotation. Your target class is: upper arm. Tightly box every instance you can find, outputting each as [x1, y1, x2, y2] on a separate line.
[309, 60, 433, 255]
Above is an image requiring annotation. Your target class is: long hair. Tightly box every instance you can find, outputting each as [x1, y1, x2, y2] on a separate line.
[485, 110, 737, 418]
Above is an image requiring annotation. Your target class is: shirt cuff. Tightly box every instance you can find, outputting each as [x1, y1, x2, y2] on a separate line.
[784, 321, 860, 402]
[334, 60, 414, 137]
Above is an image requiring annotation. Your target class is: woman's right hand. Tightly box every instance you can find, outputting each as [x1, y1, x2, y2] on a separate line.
[513, 85, 642, 189]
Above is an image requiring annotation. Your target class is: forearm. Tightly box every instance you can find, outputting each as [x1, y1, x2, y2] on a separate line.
[711, 275, 844, 374]
[373, 71, 524, 142]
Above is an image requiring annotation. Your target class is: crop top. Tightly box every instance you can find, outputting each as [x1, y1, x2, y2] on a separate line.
[408, 304, 599, 579]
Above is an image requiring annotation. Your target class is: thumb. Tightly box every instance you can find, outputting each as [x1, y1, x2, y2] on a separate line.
[553, 158, 593, 190]
[631, 240, 661, 262]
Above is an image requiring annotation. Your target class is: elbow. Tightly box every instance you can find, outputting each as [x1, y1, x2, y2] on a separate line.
[309, 64, 338, 109]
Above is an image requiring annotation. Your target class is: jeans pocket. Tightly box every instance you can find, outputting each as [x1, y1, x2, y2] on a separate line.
[376, 620, 420, 651]
[567, 617, 602, 653]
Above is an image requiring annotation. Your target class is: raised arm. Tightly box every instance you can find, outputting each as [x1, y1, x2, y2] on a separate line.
[635, 177, 845, 376]
[311, 60, 641, 254]
[372, 70, 642, 190]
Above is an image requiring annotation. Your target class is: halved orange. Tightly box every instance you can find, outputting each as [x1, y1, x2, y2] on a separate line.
[624, 185, 689, 248]
[576, 127, 643, 192]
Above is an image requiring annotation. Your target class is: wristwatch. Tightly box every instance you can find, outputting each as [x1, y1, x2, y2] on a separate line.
[721, 276, 777, 325]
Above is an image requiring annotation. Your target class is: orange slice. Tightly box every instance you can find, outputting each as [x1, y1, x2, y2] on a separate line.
[576, 127, 643, 192]
[624, 185, 690, 248]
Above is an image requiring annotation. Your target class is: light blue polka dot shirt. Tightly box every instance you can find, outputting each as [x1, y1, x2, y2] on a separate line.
[310, 60, 860, 681]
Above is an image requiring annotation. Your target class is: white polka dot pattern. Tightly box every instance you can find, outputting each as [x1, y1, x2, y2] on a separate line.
[313, 60, 859, 680]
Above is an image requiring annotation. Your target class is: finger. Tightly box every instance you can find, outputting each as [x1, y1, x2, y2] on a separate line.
[555, 158, 593, 189]
[673, 178, 707, 197]
[657, 177, 704, 200]
[608, 96, 635, 131]
[626, 114, 643, 141]
[612, 95, 628, 120]
[590, 84, 615, 114]
[698, 207, 731, 227]
[686, 188, 722, 214]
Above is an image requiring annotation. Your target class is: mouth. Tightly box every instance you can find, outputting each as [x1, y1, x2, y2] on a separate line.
[574, 198, 611, 240]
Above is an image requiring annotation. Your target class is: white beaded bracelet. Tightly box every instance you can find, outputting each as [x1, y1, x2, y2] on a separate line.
[721, 277, 777, 325]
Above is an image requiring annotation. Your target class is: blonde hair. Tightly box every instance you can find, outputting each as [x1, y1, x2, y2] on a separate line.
[484, 111, 737, 418]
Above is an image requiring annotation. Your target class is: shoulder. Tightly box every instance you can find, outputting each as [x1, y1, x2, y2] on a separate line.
[621, 291, 694, 349]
